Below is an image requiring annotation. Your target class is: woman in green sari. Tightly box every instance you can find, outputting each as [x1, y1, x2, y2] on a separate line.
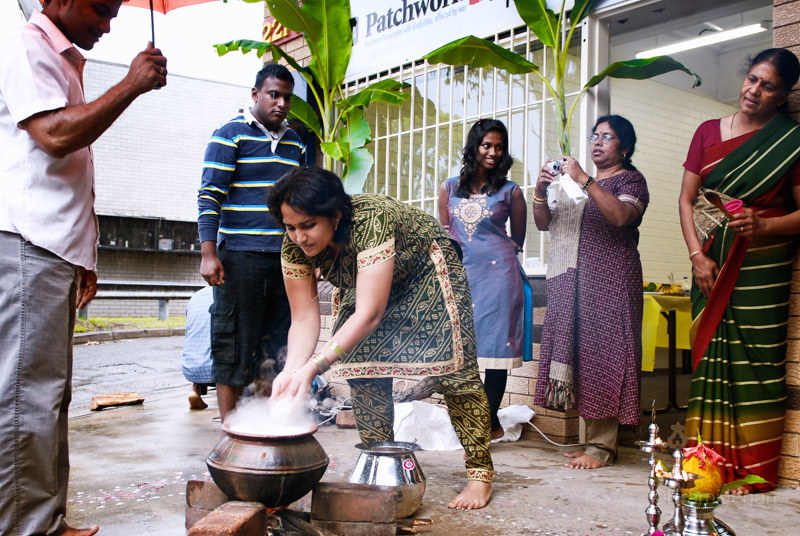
[268, 166, 493, 509]
[678, 48, 800, 493]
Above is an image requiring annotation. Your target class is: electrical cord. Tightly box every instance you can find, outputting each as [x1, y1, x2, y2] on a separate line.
[525, 419, 582, 447]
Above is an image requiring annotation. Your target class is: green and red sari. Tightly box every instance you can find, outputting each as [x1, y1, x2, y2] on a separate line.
[686, 114, 800, 491]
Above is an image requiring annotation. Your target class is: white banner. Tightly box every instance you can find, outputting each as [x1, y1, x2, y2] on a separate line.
[347, 0, 526, 80]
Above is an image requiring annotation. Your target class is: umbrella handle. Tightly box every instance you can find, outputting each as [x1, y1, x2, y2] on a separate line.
[149, 0, 161, 89]
[149, 0, 156, 47]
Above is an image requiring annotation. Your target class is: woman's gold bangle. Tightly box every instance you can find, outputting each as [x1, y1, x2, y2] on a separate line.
[310, 352, 331, 374]
[689, 250, 702, 260]
[325, 340, 346, 358]
[532, 193, 547, 204]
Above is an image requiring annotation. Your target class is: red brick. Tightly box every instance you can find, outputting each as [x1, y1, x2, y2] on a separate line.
[185, 507, 212, 531]
[311, 482, 401, 523]
[186, 477, 229, 510]
[188, 501, 266, 536]
[774, 22, 800, 48]
[336, 409, 357, 428]
[311, 519, 396, 536]
[775, 2, 800, 26]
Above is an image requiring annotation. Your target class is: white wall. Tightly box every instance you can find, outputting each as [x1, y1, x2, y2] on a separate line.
[609, 77, 737, 283]
[84, 60, 252, 222]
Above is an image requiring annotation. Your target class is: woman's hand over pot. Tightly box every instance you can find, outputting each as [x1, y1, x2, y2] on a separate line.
[271, 363, 317, 400]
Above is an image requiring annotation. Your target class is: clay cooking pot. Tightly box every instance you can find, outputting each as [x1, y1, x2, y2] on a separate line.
[206, 424, 329, 507]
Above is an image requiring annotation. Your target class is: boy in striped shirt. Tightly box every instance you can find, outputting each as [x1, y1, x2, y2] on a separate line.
[197, 63, 306, 423]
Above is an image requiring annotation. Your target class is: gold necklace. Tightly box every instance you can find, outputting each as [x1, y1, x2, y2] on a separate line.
[318, 246, 341, 282]
[308, 246, 341, 301]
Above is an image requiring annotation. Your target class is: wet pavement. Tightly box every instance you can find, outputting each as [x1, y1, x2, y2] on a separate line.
[66, 337, 800, 535]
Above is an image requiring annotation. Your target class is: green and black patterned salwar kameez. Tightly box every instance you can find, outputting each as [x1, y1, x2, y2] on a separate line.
[281, 193, 493, 482]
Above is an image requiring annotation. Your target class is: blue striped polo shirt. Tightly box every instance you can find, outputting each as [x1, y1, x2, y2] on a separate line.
[198, 111, 306, 252]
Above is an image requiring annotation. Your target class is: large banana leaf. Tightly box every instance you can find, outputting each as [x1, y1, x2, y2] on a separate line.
[586, 56, 702, 89]
[300, 0, 353, 89]
[569, 0, 601, 25]
[321, 139, 349, 162]
[343, 79, 409, 108]
[265, 0, 352, 94]
[288, 94, 323, 139]
[342, 147, 374, 194]
[515, 0, 558, 49]
[424, 36, 538, 75]
[214, 39, 315, 87]
[262, 0, 322, 44]
[340, 107, 371, 149]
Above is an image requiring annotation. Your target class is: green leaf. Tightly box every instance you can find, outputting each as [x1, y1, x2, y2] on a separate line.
[341, 107, 371, 149]
[585, 56, 702, 89]
[265, 0, 322, 39]
[718, 475, 769, 496]
[288, 95, 322, 139]
[424, 36, 538, 75]
[300, 0, 353, 90]
[267, 0, 352, 93]
[343, 79, 410, 108]
[569, 0, 601, 27]
[321, 140, 349, 162]
[514, 0, 558, 49]
[214, 39, 271, 58]
[342, 147, 374, 194]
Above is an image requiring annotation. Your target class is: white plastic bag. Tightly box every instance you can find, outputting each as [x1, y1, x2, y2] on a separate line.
[558, 173, 589, 205]
[393, 401, 462, 451]
[493, 404, 536, 443]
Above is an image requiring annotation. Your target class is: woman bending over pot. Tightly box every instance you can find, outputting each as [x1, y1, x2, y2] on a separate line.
[268, 166, 494, 509]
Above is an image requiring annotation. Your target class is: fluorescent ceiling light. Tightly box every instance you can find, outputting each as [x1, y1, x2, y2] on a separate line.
[635, 24, 767, 59]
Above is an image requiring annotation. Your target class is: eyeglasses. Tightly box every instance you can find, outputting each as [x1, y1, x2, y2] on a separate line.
[587, 134, 617, 144]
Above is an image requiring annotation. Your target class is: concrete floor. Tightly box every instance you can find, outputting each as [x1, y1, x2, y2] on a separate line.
[65, 388, 800, 536]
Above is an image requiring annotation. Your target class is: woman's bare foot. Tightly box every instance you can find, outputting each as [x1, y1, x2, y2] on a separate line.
[565, 453, 605, 469]
[564, 448, 585, 459]
[62, 526, 99, 536]
[490, 428, 504, 440]
[447, 481, 492, 510]
[725, 486, 751, 496]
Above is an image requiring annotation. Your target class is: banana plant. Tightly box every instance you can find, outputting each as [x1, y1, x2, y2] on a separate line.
[424, 0, 701, 157]
[214, 0, 409, 193]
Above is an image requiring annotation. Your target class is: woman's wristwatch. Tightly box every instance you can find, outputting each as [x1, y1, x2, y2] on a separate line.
[582, 176, 594, 192]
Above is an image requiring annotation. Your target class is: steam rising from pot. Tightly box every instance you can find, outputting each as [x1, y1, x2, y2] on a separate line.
[225, 395, 316, 437]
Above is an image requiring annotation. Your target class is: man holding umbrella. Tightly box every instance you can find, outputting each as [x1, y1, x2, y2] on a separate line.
[0, 1, 167, 535]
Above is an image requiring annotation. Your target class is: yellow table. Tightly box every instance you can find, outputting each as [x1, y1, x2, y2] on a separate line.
[642, 294, 692, 411]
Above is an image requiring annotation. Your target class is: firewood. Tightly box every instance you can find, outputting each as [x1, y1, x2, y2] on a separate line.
[89, 392, 144, 411]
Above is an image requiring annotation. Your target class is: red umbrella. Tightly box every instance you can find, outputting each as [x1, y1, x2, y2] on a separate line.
[124, 0, 220, 46]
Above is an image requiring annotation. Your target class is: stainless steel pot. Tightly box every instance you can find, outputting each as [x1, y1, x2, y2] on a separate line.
[349, 441, 425, 518]
[207, 424, 329, 508]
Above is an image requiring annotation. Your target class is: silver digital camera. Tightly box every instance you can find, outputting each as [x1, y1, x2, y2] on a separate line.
[546, 159, 563, 174]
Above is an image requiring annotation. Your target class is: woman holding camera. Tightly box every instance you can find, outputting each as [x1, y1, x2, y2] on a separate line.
[533, 115, 649, 469]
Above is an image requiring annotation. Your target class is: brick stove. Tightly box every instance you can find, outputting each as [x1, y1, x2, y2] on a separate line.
[185, 477, 431, 536]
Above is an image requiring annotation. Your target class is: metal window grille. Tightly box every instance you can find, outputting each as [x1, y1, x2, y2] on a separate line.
[342, 26, 586, 275]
